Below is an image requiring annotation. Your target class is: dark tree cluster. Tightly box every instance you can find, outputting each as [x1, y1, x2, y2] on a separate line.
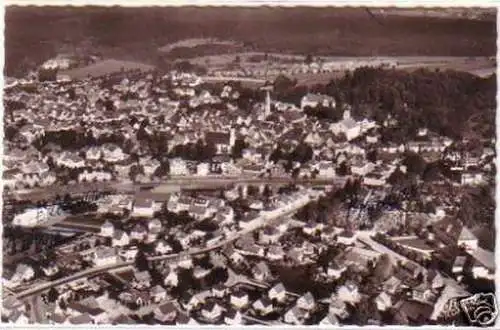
[325, 67, 496, 140]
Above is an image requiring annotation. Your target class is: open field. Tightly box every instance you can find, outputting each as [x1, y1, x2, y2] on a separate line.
[59, 59, 155, 79]
[5, 7, 496, 77]
[159, 37, 241, 53]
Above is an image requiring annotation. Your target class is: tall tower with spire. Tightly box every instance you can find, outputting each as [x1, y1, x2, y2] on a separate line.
[260, 84, 273, 119]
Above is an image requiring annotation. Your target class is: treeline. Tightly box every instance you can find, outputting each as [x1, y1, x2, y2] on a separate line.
[310, 67, 496, 140]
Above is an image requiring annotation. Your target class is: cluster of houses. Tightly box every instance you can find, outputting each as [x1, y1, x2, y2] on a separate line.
[207, 58, 398, 78]
[4, 66, 493, 196]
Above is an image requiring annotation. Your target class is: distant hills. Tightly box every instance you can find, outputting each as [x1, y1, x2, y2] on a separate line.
[5, 6, 497, 77]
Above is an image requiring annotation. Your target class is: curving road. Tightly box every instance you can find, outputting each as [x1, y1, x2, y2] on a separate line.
[13, 193, 313, 300]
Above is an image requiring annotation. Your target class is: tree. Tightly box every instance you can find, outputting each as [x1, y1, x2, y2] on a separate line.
[129, 164, 142, 182]
[336, 162, 350, 176]
[47, 287, 59, 303]
[402, 152, 427, 177]
[58, 300, 67, 310]
[38, 68, 58, 82]
[273, 74, 297, 94]
[305, 54, 314, 65]
[135, 250, 149, 272]
[231, 138, 248, 160]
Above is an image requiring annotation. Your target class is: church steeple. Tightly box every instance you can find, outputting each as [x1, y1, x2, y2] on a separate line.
[265, 89, 271, 117]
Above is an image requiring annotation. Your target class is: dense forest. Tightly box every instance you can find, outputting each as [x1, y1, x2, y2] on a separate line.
[289, 67, 496, 141]
[5, 6, 496, 76]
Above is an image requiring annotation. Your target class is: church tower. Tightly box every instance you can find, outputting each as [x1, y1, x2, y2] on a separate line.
[265, 89, 271, 118]
[260, 84, 273, 119]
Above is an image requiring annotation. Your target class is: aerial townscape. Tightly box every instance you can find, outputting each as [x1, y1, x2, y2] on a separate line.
[2, 5, 497, 327]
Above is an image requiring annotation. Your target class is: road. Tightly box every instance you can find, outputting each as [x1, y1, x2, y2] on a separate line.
[356, 230, 421, 269]
[13, 193, 313, 300]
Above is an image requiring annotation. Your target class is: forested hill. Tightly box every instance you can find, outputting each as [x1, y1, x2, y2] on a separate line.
[5, 6, 496, 76]
[320, 68, 496, 141]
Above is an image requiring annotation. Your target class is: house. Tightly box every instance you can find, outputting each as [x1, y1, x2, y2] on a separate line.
[328, 297, 349, 319]
[154, 302, 177, 323]
[130, 224, 148, 241]
[320, 312, 340, 325]
[336, 282, 361, 304]
[375, 291, 394, 311]
[383, 276, 403, 296]
[9, 264, 35, 285]
[150, 285, 167, 303]
[297, 292, 316, 311]
[193, 266, 212, 280]
[169, 158, 189, 176]
[337, 230, 356, 245]
[205, 130, 236, 154]
[470, 247, 495, 281]
[268, 282, 287, 303]
[118, 290, 151, 309]
[452, 256, 467, 280]
[212, 284, 227, 298]
[177, 256, 193, 269]
[67, 297, 110, 323]
[252, 297, 274, 316]
[93, 246, 118, 267]
[155, 240, 173, 255]
[330, 110, 362, 141]
[185, 291, 210, 311]
[148, 218, 162, 234]
[395, 300, 434, 325]
[326, 262, 347, 280]
[260, 227, 281, 244]
[460, 171, 485, 186]
[230, 290, 249, 309]
[342, 246, 381, 270]
[303, 222, 324, 236]
[132, 270, 152, 290]
[201, 302, 224, 322]
[118, 246, 138, 262]
[284, 306, 307, 325]
[196, 163, 210, 176]
[267, 245, 285, 261]
[132, 198, 155, 218]
[56, 152, 86, 168]
[41, 263, 60, 277]
[164, 268, 179, 287]
[224, 310, 244, 325]
[316, 161, 336, 178]
[99, 221, 114, 237]
[392, 236, 435, 258]
[253, 261, 272, 282]
[112, 230, 129, 247]
[300, 93, 336, 110]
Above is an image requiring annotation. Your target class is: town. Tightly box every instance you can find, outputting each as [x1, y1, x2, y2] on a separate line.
[2, 6, 497, 327]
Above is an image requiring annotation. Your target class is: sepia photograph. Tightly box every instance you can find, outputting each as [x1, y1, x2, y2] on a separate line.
[2, 3, 497, 327]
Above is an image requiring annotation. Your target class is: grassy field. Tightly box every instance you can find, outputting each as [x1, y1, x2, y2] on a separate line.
[5, 6, 496, 77]
[159, 38, 241, 53]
